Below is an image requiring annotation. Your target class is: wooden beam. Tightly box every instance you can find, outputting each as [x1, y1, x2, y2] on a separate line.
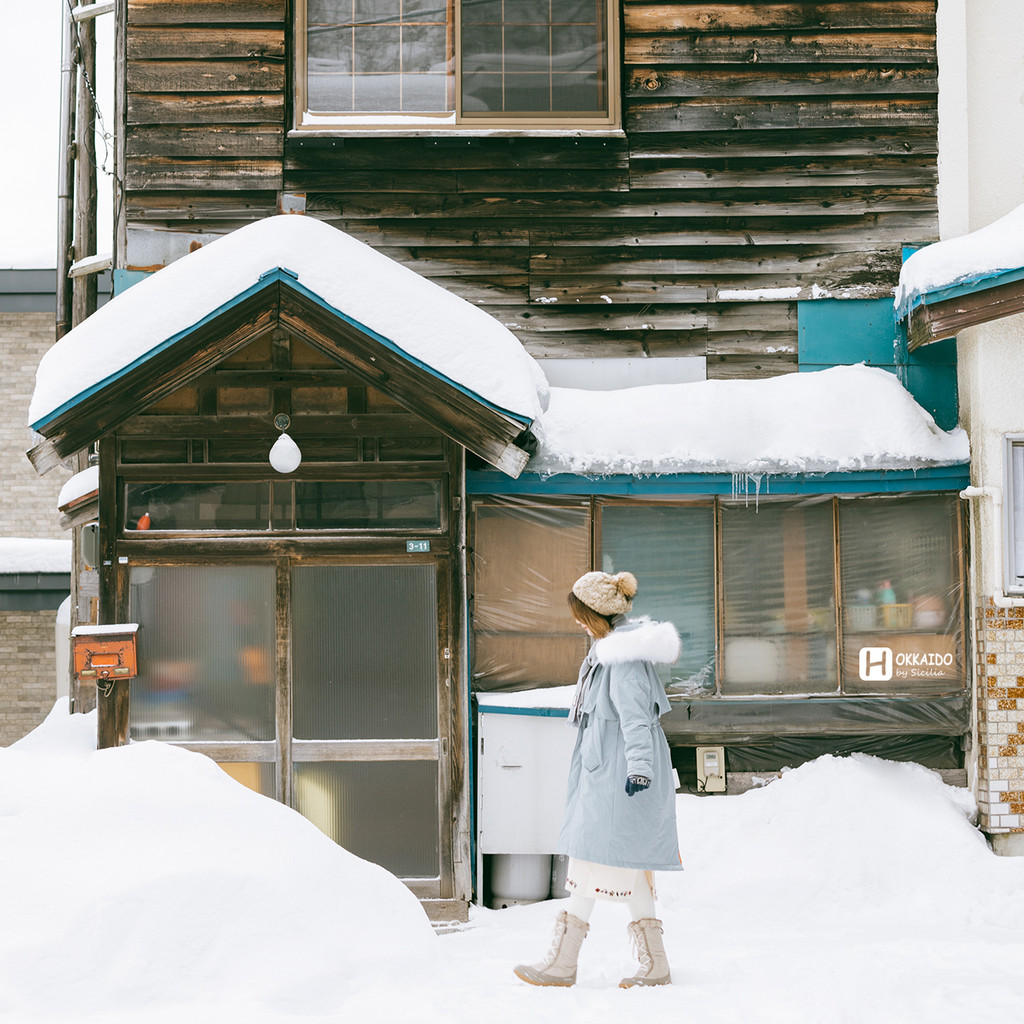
[36, 283, 283, 461]
[907, 277, 1024, 349]
[277, 289, 533, 477]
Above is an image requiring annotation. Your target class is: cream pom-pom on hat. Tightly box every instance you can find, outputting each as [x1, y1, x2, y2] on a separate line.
[571, 570, 638, 616]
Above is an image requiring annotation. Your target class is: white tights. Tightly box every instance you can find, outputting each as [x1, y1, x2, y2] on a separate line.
[566, 877, 656, 924]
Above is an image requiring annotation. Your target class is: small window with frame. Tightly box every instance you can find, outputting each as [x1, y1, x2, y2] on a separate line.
[297, 0, 620, 131]
[1006, 436, 1024, 595]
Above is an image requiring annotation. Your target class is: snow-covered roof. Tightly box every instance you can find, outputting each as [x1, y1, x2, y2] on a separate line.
[895, 203, 1024, 318]
[529, 364, 968, 477]
[0, 538, 72, 574]
[57, 466, 99, 510]
[29, 216, 549, 429]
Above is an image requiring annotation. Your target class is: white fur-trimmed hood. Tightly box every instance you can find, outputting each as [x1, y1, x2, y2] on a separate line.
[592, 617, 681, 666]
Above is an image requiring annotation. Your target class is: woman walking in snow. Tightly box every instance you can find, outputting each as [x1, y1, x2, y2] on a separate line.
[514, 570, 682, 989]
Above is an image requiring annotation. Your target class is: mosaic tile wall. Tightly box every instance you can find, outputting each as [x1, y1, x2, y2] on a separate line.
[975, 599, 1024, 832]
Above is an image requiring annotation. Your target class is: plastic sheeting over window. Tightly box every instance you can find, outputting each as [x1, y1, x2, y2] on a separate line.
[470, 493, 966, 700]
[600, 504, 715, 692]
[838, 494, 963, 695]
[471, 499, 591, 689]
[722, 502, 837, 695]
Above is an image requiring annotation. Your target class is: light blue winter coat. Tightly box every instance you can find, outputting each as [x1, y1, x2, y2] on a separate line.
[557, 616, 683, 871]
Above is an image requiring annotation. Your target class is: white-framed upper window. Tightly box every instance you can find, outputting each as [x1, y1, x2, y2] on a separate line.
[295, 0, 620, 131]
[1006, 436, 1024, 594]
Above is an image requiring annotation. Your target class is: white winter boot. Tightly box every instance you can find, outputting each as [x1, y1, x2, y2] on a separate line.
[513, 910, 590, 987]
[619, 917, 671, 988]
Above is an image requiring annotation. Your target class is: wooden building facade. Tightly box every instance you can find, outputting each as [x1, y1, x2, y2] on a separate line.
[34, 0, 979, 917]
[118, 0, 939, 376]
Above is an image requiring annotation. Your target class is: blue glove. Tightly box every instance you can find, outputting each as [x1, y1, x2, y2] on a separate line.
[625, 774, 651, 797]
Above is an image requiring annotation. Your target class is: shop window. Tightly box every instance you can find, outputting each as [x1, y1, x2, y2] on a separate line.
[1008, 437, 1024, 594]
[599, 504, 715, 693]
[297, 0, 618, 129]
[721, 502, 837, 695]
[469, 493, 966, 698]
[838, 495, 962, 694]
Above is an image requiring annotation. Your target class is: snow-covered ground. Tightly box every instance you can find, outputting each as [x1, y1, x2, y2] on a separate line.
[4, 704, 1023, 1024]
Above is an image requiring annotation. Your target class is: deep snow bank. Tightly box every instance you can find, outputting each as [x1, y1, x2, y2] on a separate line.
[1, 704, 436, 1018]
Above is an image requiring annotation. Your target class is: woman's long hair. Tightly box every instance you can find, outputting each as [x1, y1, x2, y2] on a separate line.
[567, 592, 615, 639]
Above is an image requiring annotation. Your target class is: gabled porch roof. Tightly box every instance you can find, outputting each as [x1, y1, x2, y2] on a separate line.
[28, 217, 548, 477]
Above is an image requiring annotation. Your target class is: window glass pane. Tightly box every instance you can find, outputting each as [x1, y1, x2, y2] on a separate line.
[460, 0, 608, 115]
[1013, 443, 1024, 583]
[295, 761, 439, 877]
[292, 565, 438, 739]
[721, 502, 837, 695]
[307, 0, 449, 112]
[471, 501, 591, 689]
[839, 495, 963, 694]
[218, 762, 277, 799]
[125, 482, 272, 531]
[295, 480, 441, 529]
[600, 505, 716, 694]
[129, 566, 276, 741]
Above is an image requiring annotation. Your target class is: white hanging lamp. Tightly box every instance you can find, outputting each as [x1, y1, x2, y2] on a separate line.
[269, 414, 302, 473]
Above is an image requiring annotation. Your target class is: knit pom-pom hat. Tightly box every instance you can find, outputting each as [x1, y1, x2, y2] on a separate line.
[571, 570, 638, 617]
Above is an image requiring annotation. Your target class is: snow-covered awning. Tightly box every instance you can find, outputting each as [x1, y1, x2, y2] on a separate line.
[896, 204, 1024, 348]
[28, 216, 548, 477]
[0, 538, 72, 575]
[529, 364, 969, 477]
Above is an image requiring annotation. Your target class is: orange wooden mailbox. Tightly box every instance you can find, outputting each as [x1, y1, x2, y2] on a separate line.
[71, 624, 140, 690]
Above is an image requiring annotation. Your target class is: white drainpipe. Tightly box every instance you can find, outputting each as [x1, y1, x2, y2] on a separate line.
[959, 486, 1024, 608]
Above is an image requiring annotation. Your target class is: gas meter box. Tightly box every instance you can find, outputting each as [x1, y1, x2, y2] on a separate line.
[71, 624, 140, 681]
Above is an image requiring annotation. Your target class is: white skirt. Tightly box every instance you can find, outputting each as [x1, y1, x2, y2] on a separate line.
[565, 858, 657, 903]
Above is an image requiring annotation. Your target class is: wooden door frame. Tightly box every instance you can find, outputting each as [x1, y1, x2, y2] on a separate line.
[114, 544, 465, 903]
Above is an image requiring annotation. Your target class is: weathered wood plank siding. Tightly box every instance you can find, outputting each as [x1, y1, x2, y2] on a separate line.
[125, 0, 286, 191]
[123, 0, 938, 378]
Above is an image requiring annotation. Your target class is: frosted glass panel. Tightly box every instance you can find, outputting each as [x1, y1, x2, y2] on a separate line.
[218, 762, 276, 799]
[129, 566, 276, 741]
[292, 565, 438, 739]
[601, 505, 716, 693]
[721, 503, 837, 695]
[295, 760, 439, 877]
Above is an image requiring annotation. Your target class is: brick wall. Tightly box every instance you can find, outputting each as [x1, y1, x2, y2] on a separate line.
[0, 610, 58, 745]
[975, 599, 1024, 832]
[0, 312, 70, 536]
[1, 311, 69, 746]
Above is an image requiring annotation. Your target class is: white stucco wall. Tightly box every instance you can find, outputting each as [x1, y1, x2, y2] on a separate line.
[947, 0, 1024, 597]
[938, 0, 1024, 238]
[939, 1, 1024, 824]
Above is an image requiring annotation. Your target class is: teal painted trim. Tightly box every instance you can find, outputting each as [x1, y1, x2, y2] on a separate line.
[280, 273, 532, 429]
[465, 465, 970, 496]
[32, 268, 534, 433]
[31, 274, 281, 432]
[112, 269, 151, 295]
[798, 297, 958, 430]
[476, 704, 570, 718]
[897, 265, 1024, 319]
[798, 298, 900, 368]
